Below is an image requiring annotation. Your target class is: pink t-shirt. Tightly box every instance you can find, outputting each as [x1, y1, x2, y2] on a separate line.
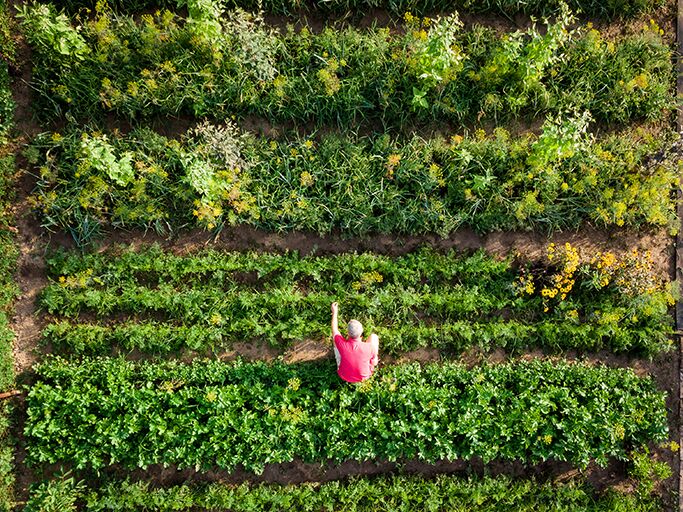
[334, 334, 378, 383]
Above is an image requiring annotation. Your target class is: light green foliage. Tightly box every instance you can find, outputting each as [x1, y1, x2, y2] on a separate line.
[224, 9, 279, 81]
[181, 121, 254, 228]
[25, 475, 84, 512]
[186, 0, 224, 41]
[0, 405, 13, 511]
[80, 134, 134, 187]
[408, 14, 465, 108]
[529, 110, 593, 169]
[25, 358, 669, 472]
[629, 448, 673, 499]
[29, 121, 679, 245]
[514, 4, 576, 86]
[16, 2, 87, 64]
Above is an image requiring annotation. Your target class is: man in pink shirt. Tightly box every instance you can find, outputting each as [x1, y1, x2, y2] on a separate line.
[330, 302, 379, 383]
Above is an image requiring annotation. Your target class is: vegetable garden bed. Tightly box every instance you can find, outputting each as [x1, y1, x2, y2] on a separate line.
[25, 357, 668, 472]
[27, 121, 679, 246]
[0, 0, 679, 509]
[20, 3, 674, 127]
[39, 244, 675, 356]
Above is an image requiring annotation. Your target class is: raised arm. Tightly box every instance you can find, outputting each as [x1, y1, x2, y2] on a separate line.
[331, 302, 341, 337]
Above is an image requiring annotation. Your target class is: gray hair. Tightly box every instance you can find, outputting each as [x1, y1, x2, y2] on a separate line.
[347, 320, 363, 339]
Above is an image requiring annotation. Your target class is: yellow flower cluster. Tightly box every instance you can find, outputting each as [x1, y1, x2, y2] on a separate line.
[317, 57, 343, 96]
[299, 171, 314, 187]
[517, 274, 535, 295]
[647, 18, 665, 36]
[520, 243, 672, 317]
[287, 377, 301, 391]
[58, 269, 97, 289]
[541, 242, 579, 302]
[351, 271, 384, 291]
[385, 153, 401, 179]
[592, 248, 669, 300]
[192, 199, 223, 230]
[429, 163, 445, 187]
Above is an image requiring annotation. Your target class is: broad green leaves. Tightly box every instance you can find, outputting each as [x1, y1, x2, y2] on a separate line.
[25, 358, 669, 473]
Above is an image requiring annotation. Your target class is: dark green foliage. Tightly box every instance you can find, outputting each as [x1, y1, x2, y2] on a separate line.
[53, 0, 665, 19]
[26, 473, 666, 512]
[40, 245, 674, 357]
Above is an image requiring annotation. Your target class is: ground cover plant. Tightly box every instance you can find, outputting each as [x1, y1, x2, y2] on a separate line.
[0, 1, 17, 507]
[24, 472, 672, 512]
[19, 3, 674, 127]
[39, 243, 675, 356]
[27, 119, 679, 245]
[0, 151, 15, 393]
[52, 0, 667, 18]
[25, 357, 668, 473]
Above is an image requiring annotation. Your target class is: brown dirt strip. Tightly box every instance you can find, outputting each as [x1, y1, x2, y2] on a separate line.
[48, 223, 675, 275]
[7, 25, 45, 378]
[49, 458, 632, 494]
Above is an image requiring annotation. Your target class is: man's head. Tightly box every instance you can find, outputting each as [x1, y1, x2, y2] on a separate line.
[347, 319, 363, 340]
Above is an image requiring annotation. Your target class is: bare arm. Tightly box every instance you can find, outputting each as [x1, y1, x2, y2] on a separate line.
[369, 333, 379, 367]
[331, 302, 341, 338]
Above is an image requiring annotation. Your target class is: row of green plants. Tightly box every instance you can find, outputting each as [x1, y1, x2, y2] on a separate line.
[44, 318, 673, 357]
[24, 471, 673, 512]
[25, 357, 669, 473]
[19, 2, 674, 127]
[0, 2, 16, 508]
[0, 154, 15, 393]
[0, 403, 13, 512]
[51, 0, 666, 18]
[27, 119, 679, 246]
[40, 244, 675, 356]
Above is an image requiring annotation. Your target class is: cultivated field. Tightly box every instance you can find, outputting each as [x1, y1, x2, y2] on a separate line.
[0, 0, 680, 510]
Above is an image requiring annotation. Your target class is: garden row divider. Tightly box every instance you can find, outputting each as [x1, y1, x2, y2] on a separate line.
[676, 0, 683, 505]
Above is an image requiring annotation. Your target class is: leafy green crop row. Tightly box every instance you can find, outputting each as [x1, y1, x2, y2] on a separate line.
[25, 473, 669, 512]
[0, 0, 15, 390]
[27, 119, 679, 246]
[0, 2, 16, 508]
[0, 154, 16, 392]
[40, 245, 674, 356]
[52, 0, 666, 19]
[0, 404, 14, 511]
[25, 358, 669, 473]
[20, 3, 674, 127]
[45, 317, 673, 357]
